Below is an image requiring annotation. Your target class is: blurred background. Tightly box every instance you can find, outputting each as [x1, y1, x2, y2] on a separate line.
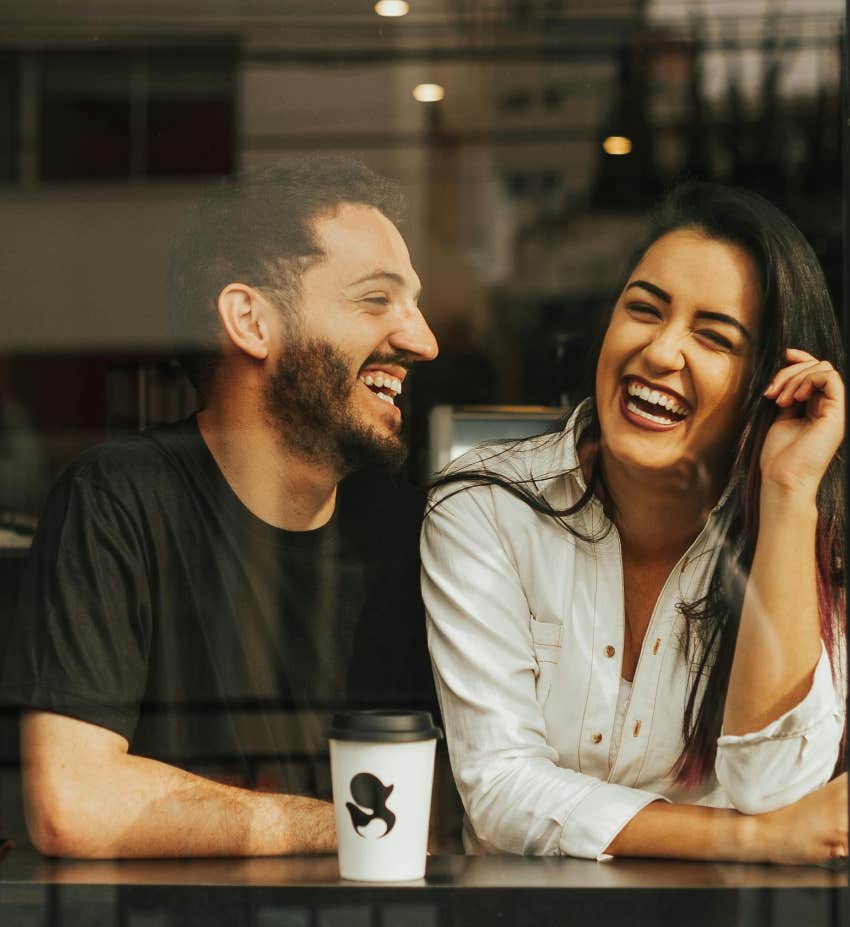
[0, 0, 844, 512]
[0, 0, 844, 858]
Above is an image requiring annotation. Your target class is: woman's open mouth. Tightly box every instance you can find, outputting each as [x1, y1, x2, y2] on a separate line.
[620, 378, 691, 429]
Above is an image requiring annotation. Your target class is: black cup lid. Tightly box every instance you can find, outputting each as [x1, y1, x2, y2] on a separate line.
[329, 710, 443, 743]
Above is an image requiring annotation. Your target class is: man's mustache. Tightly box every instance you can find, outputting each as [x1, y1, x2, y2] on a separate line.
[360, 351, 417, 370]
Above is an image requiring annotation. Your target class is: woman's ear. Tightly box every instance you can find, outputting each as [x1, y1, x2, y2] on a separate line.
[216, 284, 270, 360]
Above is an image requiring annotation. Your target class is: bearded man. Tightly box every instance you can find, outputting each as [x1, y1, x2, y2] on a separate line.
[1, 158, 439, 857]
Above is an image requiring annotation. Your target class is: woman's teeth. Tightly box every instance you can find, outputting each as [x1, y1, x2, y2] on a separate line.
[625, 381, 689, 423]
[626, 400, 678, 425]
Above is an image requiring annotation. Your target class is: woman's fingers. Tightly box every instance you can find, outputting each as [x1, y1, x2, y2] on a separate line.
[784, 347, 817, 361]
[764, 360, 823, 400]
[764, 355, 841, 407]
[775, 362, 839, 407]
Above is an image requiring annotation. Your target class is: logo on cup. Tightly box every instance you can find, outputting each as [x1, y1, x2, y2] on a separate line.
[345, 772, 396, 839]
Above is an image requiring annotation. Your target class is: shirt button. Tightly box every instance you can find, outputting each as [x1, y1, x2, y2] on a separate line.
[591, 732, 603, 744]
[604, 645, 616, 658]
[652, 638, 661, 655]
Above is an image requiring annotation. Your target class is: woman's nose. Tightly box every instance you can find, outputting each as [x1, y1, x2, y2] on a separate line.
[642, 327, 685, 373]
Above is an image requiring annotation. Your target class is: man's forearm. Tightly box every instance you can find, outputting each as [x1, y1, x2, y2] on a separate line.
[22, 712, 336, 859]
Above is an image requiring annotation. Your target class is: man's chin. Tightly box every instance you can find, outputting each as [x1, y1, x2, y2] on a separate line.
[335, 428, 408, 475]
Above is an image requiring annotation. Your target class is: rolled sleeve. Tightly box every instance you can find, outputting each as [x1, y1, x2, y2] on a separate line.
[715, 644, 845, 814]
[422, 480, 664, 859]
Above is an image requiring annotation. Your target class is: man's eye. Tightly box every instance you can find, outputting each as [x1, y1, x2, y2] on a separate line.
[363, 295, 390, 306]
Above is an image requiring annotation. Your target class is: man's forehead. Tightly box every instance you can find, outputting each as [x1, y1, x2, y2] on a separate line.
[308, 205, 419, 290]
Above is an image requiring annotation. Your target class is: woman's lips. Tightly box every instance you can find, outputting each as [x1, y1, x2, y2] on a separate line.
[618, 389, 684, 432]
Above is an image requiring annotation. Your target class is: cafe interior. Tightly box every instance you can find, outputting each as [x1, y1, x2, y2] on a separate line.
[0, 0, 846, 924]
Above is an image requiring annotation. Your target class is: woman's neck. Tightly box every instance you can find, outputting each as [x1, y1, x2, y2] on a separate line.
[588, 443, 724, 565]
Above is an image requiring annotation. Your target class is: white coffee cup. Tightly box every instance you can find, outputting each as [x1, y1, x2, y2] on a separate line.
[329, 710, 443, 882]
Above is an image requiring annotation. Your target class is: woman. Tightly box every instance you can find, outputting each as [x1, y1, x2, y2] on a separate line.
[422, 182, 847, 864]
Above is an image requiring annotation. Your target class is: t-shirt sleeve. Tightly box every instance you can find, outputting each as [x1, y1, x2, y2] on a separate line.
[0, 471, 151, 741]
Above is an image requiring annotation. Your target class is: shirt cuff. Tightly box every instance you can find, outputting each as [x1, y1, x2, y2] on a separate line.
[558, 780, 669, 861]
[717, 644, 842, 747]
[715, 644, 844, 814]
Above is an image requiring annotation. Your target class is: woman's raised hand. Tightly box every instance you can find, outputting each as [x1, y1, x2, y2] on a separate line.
[760, 348, 845, 499]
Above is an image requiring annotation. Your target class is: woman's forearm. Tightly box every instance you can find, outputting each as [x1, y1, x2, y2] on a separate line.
[606, 775, 847, 864]
[605, 800, 753, 861]
[723, 486, 822, 736]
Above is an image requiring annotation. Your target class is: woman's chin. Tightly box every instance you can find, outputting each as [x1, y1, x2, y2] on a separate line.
[601, 441, 712, 493]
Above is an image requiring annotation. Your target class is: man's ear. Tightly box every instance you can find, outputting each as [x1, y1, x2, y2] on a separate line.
[216, 284, 271, 360]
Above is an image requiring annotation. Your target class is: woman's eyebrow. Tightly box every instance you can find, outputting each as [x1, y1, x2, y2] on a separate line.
[694, 310, 752, 342]
[626, 280, 670, 302]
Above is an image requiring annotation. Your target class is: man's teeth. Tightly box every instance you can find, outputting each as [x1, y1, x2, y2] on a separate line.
[358, 373, 402, 401]
[625, 381, 688, 417]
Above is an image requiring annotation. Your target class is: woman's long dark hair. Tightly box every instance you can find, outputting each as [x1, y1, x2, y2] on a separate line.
[428, 182, 846, 786]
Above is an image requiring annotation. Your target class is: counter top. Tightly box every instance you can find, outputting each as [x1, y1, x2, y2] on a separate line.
[1, 849, 845, 889]
[1, 850, 846, 927]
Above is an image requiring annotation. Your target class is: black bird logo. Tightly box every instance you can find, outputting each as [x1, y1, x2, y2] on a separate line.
[345, 772, 397, 839]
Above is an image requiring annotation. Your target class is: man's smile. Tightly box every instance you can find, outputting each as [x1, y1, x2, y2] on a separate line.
[358, 370, 402, 407]
[357, 362, 407, 412]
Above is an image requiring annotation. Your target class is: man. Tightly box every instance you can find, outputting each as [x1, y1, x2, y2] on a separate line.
[0, 158, 439, 857]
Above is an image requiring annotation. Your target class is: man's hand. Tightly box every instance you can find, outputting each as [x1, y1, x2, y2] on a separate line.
[21, 710, 336, 858]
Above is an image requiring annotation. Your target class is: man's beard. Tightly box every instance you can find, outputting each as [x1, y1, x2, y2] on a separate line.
[263, 334, 408, 474]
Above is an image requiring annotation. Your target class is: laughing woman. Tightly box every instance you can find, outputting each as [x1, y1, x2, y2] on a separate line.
[422, 183, 847, 863]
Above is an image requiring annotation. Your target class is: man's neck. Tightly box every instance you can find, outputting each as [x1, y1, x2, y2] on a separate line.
[197, 406, 340, 532]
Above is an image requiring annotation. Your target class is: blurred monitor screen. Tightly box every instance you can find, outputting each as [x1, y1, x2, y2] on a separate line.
[428, 405, 568, 475]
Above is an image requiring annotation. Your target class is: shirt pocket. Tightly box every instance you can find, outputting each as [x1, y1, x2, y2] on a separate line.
[530, 618, 563, 708]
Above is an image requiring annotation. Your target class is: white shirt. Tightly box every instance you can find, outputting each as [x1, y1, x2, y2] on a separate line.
[421, 403, 845, 860]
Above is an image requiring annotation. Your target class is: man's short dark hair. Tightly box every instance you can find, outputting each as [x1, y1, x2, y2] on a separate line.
[168, 156, 406, 402]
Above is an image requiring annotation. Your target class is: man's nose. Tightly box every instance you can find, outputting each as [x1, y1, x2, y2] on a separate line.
[389, 306, 439, 361]
[642, 326, 685, 373]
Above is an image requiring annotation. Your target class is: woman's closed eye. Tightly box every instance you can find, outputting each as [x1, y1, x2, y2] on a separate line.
[696, 329, 735, 351]
[361, 293, 391, 307]
[627, 302, 661, 319]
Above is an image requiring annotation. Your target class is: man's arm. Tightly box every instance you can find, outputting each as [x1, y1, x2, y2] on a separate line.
[21, 711, 336, 858]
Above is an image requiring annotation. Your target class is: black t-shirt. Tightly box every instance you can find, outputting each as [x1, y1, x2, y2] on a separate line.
[0, 416, 435, 795]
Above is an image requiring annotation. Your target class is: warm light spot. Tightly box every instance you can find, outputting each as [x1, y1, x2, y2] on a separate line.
[375, 1, 410, 16]
[413, 83, 445, 103]
[603, 136, 632, 155]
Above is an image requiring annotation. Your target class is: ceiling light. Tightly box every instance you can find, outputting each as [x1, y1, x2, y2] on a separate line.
[413, 83, 445, 103]
[603, 136, 632, 156]
[375, 1, 410, 16]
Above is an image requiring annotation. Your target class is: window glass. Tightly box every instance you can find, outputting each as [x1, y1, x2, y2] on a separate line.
[0, 1, 845, 919]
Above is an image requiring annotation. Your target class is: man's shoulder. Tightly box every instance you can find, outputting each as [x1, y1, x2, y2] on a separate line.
[57, 417, 200, 502]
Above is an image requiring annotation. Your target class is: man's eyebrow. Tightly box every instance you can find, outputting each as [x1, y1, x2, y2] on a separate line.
[346, 271, 421, 301]
[626, 280, 752, 341]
